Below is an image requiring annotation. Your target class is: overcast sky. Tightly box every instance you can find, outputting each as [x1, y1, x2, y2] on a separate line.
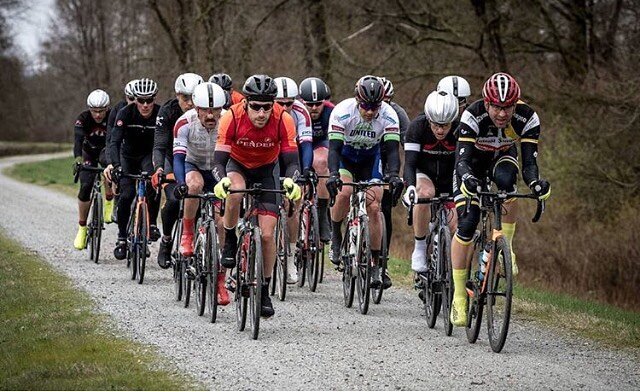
[7, 0, 55, 64]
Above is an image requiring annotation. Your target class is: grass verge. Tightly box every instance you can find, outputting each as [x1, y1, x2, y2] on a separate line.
[0, 231, 199, 390]
[5, 156, 77, 196]
[0, 141, 72, 157]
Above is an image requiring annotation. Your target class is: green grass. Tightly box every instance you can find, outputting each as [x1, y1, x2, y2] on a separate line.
[0, 231, 200, 390]
[5, 156, 77, 196]
[0, 141, 72, 157]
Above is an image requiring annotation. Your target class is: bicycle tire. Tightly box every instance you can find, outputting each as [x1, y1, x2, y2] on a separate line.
[372, 213, 387, 304]
[439, 226, 454, 336]
[296, 205, 307, 288]
[356, 216, 372, 315]
[307, 204, 321, 292]
[91, 189, 103, 263]
[126, 203, 136, 272]
[274, 210, 288, 300]
[342, 221, 355, 308]
[465, 248, 484, 344]
[319, 242, 325, 283]
[236, 235, 248, 332]
[88, 194, 95, 261]
[249, 226, 263, 340]
[424, 229, 440, 328]
[183, 257, 192, 308]
[194, 228, 207, 317]
[172, 219, 183, 301]
[208, 221, 219, 323]
[487, 236, 513, 353]
[136, 205, 148, 284]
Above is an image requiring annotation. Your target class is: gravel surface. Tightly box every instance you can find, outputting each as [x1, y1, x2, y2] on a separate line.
[1, 152, 639, 390]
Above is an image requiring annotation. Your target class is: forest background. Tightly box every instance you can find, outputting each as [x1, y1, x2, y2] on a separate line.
[1, 0, 638, 310]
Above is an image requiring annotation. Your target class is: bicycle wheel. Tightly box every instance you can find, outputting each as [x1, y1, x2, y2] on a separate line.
[235, 235, 248, 332]
[439, 226, 454, 336]
[319, 242, 325, 283]
[342, 222, 355, 308]
[90, 189, 103, 263]
[487, 236, 513, 353]
[172, 219, 183, 301]
[274, 210, 287, 301]
[207, 221, 220, 323]
[356, 216, 372, 315]
[183, 256, 192, 308]
[466, 245, 484, 343]
[249, 227, 263, 340]
[307, 205, 321, 292]
[136, 205, 148, 284]
[372, 213, 387, 304]
[424, 229, 441, 328]
[194, 227, 207, 317]
[126, 204, 136, 272]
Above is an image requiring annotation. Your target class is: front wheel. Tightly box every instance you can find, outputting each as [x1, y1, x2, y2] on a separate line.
[274, 212, 288, 301]
[235, 235, 248, 332]
[356, 216, 372, 315]
[194, 228, 207, 317]
[486, 236, 513, 353]
[90, 190, 103, 264]
[249, 227, 263, 340]
[465, 247, 484, 343]
[172, 219, 184, 302]
[341, 222, 355, 308]
[136, 205, 148, 284]
[207, 221, 220, 323]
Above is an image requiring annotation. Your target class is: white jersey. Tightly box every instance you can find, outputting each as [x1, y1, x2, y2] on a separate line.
[290, 100, 312, 143]
[328, 98, 400, 159]
[172, 108, 217, 171]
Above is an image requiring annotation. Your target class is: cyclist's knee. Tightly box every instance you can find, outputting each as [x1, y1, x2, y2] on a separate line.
[455, 203, 480, 243]
[78, 182, 92, 202]
[417, 185, 435, 199]
[494, 161, 518, 193]
[313, 155, 328, 174]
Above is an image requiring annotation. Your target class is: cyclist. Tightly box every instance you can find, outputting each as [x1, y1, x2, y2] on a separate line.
[378, 77, 410, 265]
[212, 74, 301, 318]
[208, 73, 245, 108]
[105, 78, 162, 260]
[437, 75, 471, 119]
[73, 89, 113, 249]
[403, 90, 459, 273]
[152, 72, 204, 269]
[274, 76, 313, 283]
[326, 75, 403, 289]
[449, 72, 551, 326]
[173, 82, 230, 305]
[298, 77, 334, 242]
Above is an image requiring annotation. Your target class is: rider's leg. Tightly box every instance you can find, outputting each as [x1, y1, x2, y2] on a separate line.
[313, 147, 331, 241]
[221, 171, 245, 267]
[493, 155, 519, 275]
[411, 176, 435, 272]
[329, 171, 353, 265]
[179, 170, 204, 256]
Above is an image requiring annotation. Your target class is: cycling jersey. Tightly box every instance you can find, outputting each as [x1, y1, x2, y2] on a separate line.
[106, 100, 129, 164]
[74, 109, 109, 159]
[172, 108, 217, 183]
[153, 98, 183, 173]
[109, 103, 160, 167]
[214, 102, 298, 174]
[404, 114, 458, 191]
[388, 101, 410, 143]
[310, 101, 335, 143]
[290, 100, 313, 170]
[231, 90, 245, 105]
[456, 99, 541, 186]
[328, 98, 401, 178]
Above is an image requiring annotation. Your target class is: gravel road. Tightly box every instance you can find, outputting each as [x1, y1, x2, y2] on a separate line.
[1, 152, 638, 390]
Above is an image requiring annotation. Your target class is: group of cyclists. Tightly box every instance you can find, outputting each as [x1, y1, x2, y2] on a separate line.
[72, 70, 551, 328]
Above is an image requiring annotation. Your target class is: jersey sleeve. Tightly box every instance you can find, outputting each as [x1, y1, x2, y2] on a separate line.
[172, 119, 189, 156]
[153, 104, 171, 171]
[328, 107, 346, 142]
[292, 104, 313, 143]
[215, 109, 235, 153]
[279, 111, 299, 153]
[382, 107, 401, 143]
[456, 109, 479, 143]
[403, 118, 423, 186]
[109, 110, 126, 167]
[73, 113, 85, 158]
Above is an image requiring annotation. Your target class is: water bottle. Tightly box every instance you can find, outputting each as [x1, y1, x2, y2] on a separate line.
[477, 242, 491, 281]
[349, 219, 358, 256]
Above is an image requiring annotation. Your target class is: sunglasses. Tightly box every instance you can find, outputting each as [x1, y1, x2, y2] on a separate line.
[276, 100, 295, 107]
[136, 97, 155, 105]
[358, 102, 381, 111]
[248, 102, 274, 112]
[303, 101, 324, 108]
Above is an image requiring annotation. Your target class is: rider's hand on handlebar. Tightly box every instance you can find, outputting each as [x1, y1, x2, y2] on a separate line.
[388, 175, 405, 206]
[402, 185, 418, 208]
[461, 174, 480, 198]
[214, 177, 232, 199]
[283, 177, 302, 201]
[151, 167, 164, 189]
[174, 183, 188, 199]
[103, 164, 115, 183]
[529, 179, 551, 201]
[326, 172, 342, 199]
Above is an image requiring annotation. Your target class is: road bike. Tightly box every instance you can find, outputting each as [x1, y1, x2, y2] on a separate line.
[74, 164, 107, 264]
[295, 171, 321, 292]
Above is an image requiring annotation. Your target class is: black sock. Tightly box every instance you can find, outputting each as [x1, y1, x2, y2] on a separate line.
[331, 219, 342, 244]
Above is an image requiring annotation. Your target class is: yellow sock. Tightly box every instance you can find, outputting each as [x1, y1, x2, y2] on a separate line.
[452, 268, 468, 301]
[502, 222, 516, 252]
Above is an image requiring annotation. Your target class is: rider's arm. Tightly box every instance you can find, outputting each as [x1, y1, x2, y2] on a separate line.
[172, 118, 189, 184]
[73, 114, 85, 159]
[327, 116, 344, 175]
[391, 102, 410, 144]
[212, 109, 234, 181]
[279, 112, 300, 178]
[403, 119, 422, 186]
[292, 103, 314, 171]
[153, 104, 171, 172]
[381, 106, 401, 176]
[109, 110, 125, 167]
[518, 109, 542, 186]
[455, 111, 478, 178]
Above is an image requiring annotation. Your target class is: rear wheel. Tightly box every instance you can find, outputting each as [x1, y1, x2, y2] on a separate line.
[356, 217, 372, 315]
[172, 219, 183, 301]
[136, 205, 148, 284]
[372, 213, 387, 304]
[439, 226, 454, 336]
[487, 236, 513, 353]
[249, 227, 263, 340]
[235, 235, 248, 332]
[307, 205, 321, 292]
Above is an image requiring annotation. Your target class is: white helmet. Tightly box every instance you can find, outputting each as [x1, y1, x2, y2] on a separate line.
[424, 90, 459, 124]
[437, 75, 471, 98]
[132, 78, 158, 98]
[87, 89, 110, 108]
[380, 77, 394, 99]
[174, 73, 204, 95]
[192, 82, 226, 109]
[274, 77, 298, 99]
[124, 79, 137, 98]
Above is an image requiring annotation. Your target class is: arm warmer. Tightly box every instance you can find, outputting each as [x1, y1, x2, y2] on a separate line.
[173, 153, 186, 184]
[381, 139, 400, 177]
[328, 138, 344, 175]
[455, 139, 476, 179]
[521, 142, 540, 186]
[299, 140, 313, 171]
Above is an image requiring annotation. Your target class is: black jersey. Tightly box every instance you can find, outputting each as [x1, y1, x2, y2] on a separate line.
[109, 103, 160, 167]
[73, 109, 110, 158]
[389, 101, 410, 143]
[310, 102, 334, 141]
[403, 114, 458, 187]
[106, 100, 130, 164]
[455, 99, 541, 185]
[153, 98, 183, 172]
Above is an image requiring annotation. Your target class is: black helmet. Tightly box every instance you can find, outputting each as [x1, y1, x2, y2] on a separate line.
[242, 74, 277, 101]
[354, 75, 384, 104]
[208, 73, 233, 91]
[299, 77, 330, 102]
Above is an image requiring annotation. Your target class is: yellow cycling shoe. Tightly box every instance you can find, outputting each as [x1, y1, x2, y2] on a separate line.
[450, 297, 468, 327]
[104, 199, 114, 224]
[74, 225, 88, 250]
